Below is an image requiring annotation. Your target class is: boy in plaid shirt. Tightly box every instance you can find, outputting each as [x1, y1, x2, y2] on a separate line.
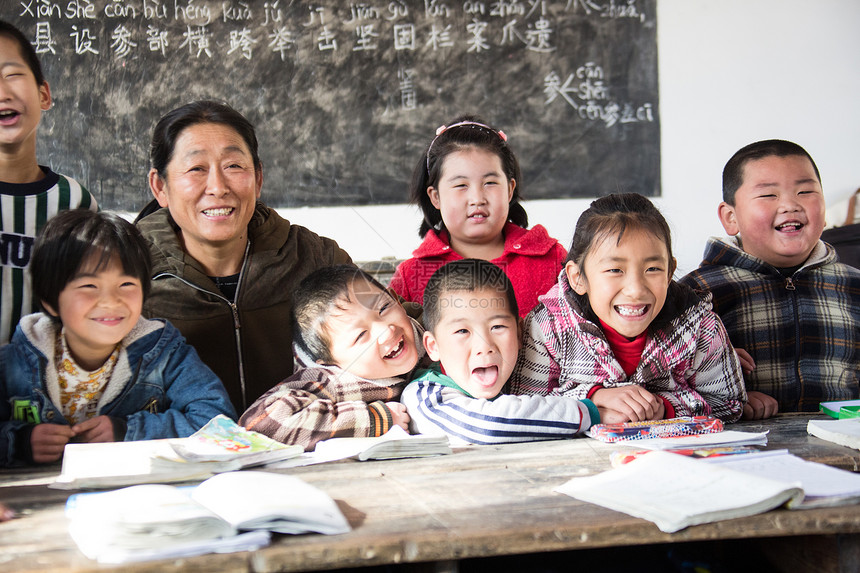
[239, 265, 423, 451]
[681, 140, 860, 419]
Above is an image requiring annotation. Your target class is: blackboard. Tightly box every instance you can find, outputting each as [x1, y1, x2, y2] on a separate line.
[9, 0, 659, 211]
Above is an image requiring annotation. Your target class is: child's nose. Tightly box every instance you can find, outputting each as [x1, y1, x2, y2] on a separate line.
[375, 324, 397, 346]
[473, 333, 495, 355]
[623, 274, 649, 297]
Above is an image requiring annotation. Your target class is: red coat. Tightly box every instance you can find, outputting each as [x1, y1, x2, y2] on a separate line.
[389, 223, 566, 317]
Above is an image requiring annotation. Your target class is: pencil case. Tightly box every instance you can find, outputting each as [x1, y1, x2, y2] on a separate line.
[587, 416, 724, 443]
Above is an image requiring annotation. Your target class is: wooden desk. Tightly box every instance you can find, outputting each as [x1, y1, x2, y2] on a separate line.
[2, 413, 860, 572]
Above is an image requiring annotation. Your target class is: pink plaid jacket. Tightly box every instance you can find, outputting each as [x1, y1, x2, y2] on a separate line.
[510, 273, 746, 422]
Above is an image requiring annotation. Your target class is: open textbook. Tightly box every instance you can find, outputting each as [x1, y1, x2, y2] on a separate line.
[271, 426, 451, 468]
[555, 451, 804, 533]
[703, 449, 860, 508]
[52, 416, 302, 489]
[65, 471, 350, 564]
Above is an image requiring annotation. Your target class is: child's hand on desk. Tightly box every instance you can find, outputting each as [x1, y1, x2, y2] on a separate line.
[596, 407, 630, 425]
[386, 402, 411, 431]
[591, 386, 663, 422]
[743, 391, 778, 420]
[71, 416, 116, 443]
[30, 423, 75, 463]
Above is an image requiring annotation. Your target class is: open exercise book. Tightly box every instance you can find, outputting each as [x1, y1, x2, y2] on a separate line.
[52, 416, 302, 489]
[65, 471, 350, 564]
[555, 449, 860, 533]
[270, 426, 451, 468]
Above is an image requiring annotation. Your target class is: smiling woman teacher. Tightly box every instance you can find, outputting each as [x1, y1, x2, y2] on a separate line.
[136, 101, 352, 411]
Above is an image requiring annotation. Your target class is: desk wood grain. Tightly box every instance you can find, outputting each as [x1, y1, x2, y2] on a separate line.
[1, 414, 859, 572]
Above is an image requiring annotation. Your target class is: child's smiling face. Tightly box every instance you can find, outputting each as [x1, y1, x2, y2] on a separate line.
[43, 255, 143, 371]
[0, 35, 51, 151]
[566, 227, 673, 339]
[422, 287, 521, 399]
[323, 276, 419, 380]
[427, 147, 514, 251]
[719, 154, 825, 268]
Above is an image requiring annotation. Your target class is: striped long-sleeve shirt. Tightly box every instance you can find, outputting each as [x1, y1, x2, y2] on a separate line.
[0, 169, 97, 344]
[400, 366, 598, 446]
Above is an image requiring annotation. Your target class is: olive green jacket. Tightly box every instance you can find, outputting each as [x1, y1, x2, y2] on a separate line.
[137, 202, 352, 412]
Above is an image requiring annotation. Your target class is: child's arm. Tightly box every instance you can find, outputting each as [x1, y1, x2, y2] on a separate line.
[120, 331, 238, 440]
[239, 372, 403, 451]
[401, 379, 598, 445]
[509, 311, 563, 395]
[662, 312, 747, 422]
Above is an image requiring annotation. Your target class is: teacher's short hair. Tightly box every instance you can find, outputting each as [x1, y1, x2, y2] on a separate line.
[149, 100, 261, 177]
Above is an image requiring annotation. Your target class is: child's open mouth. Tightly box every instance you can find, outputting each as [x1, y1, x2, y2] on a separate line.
[0, 110, 21, 124]
[471, 365, 499, 387]
[383, 337, 405, 360]
[776, 221, 804, 233]
[615, 304, 649, 317]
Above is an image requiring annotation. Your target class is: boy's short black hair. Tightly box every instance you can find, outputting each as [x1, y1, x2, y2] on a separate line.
[293, 264, 391, 364]
[32, 210, 152, 320]
[0, 20, 46, 86]
[722, 139, 821, 205]
[422, 259, 518, 334]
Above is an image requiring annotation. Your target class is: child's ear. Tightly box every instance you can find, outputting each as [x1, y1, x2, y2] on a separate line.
[427, 186, 441, 210]
[507, 178, 516, 203]
[564, 261, 588, 295]
[718, 202, 740, 236]
[38, 81, 52, 111]
[669, 257, 677, 278]
[422, 330, 441, 362]
[41, 300, 58, 318]
[516, 317, 524, 348]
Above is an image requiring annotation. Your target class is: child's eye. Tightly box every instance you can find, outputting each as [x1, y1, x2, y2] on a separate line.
[379, 301, 391, 315]
[120, 281, 139, 288]
[646, 266, 663, 273]
[491, 324, 508, 331]
[604, 268, 622, 274]
[354, 330, 368, 344]
[454, 328, 469, 335]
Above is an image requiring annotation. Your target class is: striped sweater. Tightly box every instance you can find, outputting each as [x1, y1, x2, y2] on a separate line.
[0, 168, 97, 344]
[400, 366, 598, 446]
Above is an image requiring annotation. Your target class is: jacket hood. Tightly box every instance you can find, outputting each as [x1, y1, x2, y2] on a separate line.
[702, 236, 835, 276]
[16, 314, 164, 415]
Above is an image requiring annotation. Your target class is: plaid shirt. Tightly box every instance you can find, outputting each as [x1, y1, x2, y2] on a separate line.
[239, 365, 406, 451]
[511, 272, 746, 422]
[681, 237, 860, 412]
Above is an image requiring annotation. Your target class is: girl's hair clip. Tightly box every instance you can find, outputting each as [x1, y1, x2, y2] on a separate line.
[426, 121, 508, 171]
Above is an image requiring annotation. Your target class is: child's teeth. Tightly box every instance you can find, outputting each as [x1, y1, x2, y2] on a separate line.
[204, 208, 232, 216]
[617, 306, 646, 316]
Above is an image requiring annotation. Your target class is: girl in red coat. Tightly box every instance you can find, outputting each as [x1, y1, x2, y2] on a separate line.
[389, 115, 566, 317]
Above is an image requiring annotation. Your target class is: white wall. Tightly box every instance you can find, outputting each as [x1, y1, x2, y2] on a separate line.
[273, 0, 860, 276]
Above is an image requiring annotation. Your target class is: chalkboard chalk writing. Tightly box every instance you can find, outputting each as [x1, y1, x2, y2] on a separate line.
[10, 0, 659, 210]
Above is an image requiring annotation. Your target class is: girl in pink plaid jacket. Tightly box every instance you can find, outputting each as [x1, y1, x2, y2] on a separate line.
[510, 194, 746, 423]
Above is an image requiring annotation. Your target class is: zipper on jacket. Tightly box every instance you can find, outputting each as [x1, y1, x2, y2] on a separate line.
[151, 239, 252, 410]
[785, 277, 796, 291]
